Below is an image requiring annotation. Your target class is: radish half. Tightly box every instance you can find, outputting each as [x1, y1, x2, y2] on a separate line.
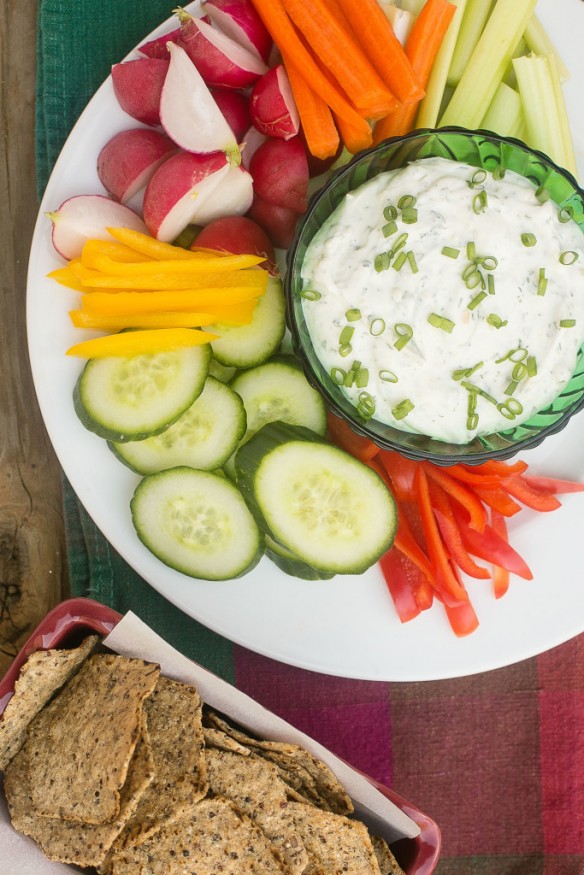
[47, 195, 147, 260]
[176, 9, 268, 89]
[111, 58, 168, 126]
[138, 26, 182, 59]
[240, 125, 267, 169]
[193, 166, 254, 226]
[97, 128, 176, 203]
[249, 65, 300, 140]
[142, 150, 230, 242]
[202, 0, 273, 63]
[160, 43, 241, 166]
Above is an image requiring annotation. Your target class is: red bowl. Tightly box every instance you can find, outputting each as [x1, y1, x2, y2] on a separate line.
[0, 598, 441, 873]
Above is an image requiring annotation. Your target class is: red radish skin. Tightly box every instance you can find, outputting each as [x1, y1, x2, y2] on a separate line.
[241, 125, 267, 169]
[193, 215, 277, 273]
[247, 194, 301, 250]
[248, 136, 309, 213]
[249, 65, 300, 140]
[193, 166, 254, 226]
[142, 151, 230, 242]
[138, 27, 182, 59]
[202, 0, 273, 63]
[111, 58, 169, 126]
[176, 9, 268, 89]
[47, 195, 147, 261]
[210, 89, 251, 142]
[160, 43, 240, 164]
[97, 129, 176, 203]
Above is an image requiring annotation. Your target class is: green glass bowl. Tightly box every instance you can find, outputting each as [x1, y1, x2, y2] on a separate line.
[285, 127, 584, 466]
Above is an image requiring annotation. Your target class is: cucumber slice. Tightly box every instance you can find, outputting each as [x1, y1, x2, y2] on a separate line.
[131, 467, 263, 580]
[110, 377, 246, 474]
[265, 535, 335, 581]
[74, 343, 211, 442]
[236, 422, 396, 575]
[211, 276, 286, 368]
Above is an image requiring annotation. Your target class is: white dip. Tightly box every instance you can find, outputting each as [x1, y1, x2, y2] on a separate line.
[300, 157, 584, 444]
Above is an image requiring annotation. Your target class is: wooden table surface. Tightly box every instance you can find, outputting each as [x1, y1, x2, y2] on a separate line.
[0, 1, 68, 676]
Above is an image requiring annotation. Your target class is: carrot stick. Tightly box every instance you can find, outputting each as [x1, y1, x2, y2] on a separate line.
[249, 0, 377, 128]
[281, 0, 399, 119]
[283, 55, 341, 160]
[335, 0, 424, 105]
[333, 111, 373, 155]
[373, 0, 457, 143]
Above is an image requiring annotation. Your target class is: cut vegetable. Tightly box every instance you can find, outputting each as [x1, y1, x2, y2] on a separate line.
[446, 0, 492, 88]
[73, 342, 211, 441]
[203, 0, 273, 63]
[193, 216, 277, 275]
[111, 376, 246, 473]
[248, 136, 309, 213]
[264, 534, 335, 580]
[249, 64, 300, 140]
[131, 467, 263, 579]
[415, 0, 467, 129]
[47, 195, 147, 261]
[192, 166, 254, 227]
[111, 58, 169, 126]
[211, 275, 286, 368]
[235, 421, 397, 574]
[97, 128, 176, 204]
[66, 327, 217, 359]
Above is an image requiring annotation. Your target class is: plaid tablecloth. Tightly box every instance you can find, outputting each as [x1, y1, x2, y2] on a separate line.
[36, 2, 584, 872]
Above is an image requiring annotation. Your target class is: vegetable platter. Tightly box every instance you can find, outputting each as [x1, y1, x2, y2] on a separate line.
[27, 0, 584, 680]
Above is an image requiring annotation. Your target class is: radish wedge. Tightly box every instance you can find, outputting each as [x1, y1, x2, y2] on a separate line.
[193, 166, 254, 227]
[160, 42, 241, 166]
[250, 65, 300, 140]
[47, 195, 147, 261]
[202, 0, 273, 62]
[97, 129, 176, 203]
[111, 58, 168, 126]
[138, 26, 182, 59]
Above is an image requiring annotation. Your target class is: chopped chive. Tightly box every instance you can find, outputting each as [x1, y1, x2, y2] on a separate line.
[467, 391, 477, 413]
[521, 232, 537, 247]
[428, 313, 455, 333]
[330, 367, 346, 385]
[472, 190, 488, 214]
[407, 251, 419, 273]
[382, 220, 398, 238]
[392, 399, 414, 420]
[558, 205, 574, 223]
[339, 325, 354, 346]
[497, 398, 523, 420]
[339, 344, 352, 358]
[465, 269, 484, 290]
[467, 412, 479, 430]
[369, 318, 386, 336]
[487, 273, 496, 295]
[357, 391, 375, 419]
[535, 185, 550, 204]
[560, 250, 579, 265]
[512, 362, 528, 382]
[560, 319, 576, 328]
[537, 267, 548, 296]
[401, 208, 418, 224]
[504, 380, 519, 396]
[374, 251, 391, 272]
[468, 168, 487, 188]
[487, 313, 507, 329]
[496, 347, 527, 364]
[467, 241, 476, 261]
[468, 291, 487, 310]
[343, 370, 355, 388]
[355, 367, 369, 389]
[452, 361, 484, 381]
[462, 262, 478, 281]
[461, 381, 498, 405]
[480, 255, 498, 271]
[394, 323, 413, 350]
[526, 356, 537, 377]
[392, 251, 408, 272]
[345, 308, 361, 321]
[379, 369, 398, 383]
[492, 167, 506, 180]
[398, 194, 416, 210]
[392, 232, 409, 253]
[300, 288, 321, 301]
[383, 204, 398, 221]
[442, 246, 460, 259]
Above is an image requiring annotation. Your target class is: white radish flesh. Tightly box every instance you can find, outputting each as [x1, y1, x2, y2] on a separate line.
[192, 166, 254, 226]
[249, 65, 300, 140]
[177, 10, 268, 89]
[241, 125, 267, 169]
[160, 42, 241, 165]
[202, 0, 273, 62]
[48, 195, 147, 260]
[97, 128, 176, 203]
[142, 151, 230, 242]
[111, 58, 168, 126]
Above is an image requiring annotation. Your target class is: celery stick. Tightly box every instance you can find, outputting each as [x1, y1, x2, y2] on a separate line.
[447, 0, 493, 87]
[481, 82, 526, 141]
[398, 0, 426, 16]
[440, 0, 538, 129]
[503, 37, 528, 90]
[416, 0, 467, 129]
[513, 53, 577, 178]
[524, 14, 569, 82]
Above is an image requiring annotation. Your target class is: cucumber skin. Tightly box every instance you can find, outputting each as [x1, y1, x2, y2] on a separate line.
[73, 344, 211, 443]
[211, 277, 286, 369]
[265, 536, 336, 581]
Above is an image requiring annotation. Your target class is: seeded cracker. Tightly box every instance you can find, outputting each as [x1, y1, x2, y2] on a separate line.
[111, 797, 292, 874]
[205, 748, 309, 874]
[0, 635, 98, 771]
[4, 718, 155, 867]
[25, 653, 159, 824]
[370, 835, 407, 875]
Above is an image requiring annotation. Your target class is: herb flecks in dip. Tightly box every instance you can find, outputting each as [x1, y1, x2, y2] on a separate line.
[300, 157, 584, 444]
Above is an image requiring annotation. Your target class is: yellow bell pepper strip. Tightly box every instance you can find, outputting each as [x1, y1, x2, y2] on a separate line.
[80, 288, 264, 315]
[80, 239, 156, 267]
[48, 266, 92, 292]
[107, 227, 214, 260]
[86, 251, 264, 276]
[70, 263, 269, 292]
[66, 327, 218, 358]
[69, 310, 220, 330]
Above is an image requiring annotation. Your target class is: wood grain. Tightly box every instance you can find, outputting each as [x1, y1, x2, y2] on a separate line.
[0, 0, 68, 674]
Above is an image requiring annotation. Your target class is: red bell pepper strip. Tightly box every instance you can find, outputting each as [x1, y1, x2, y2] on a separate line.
[501, 476, 562, 512]
[478, 459, 529, 477]
[472, 485, 522, 518]
[444, 596, 480, 637]
[449, 500, 533, 580]
[447, 464, 515, 489]
[428, 480, 490, 580]
[326, 411, 380, 463]
[520, 474, 584, 495]
[490, 510, 510, 598]
[379, 548, 423, 623]
[377, 450, 419, 503]
[423, 462, 487, 532]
